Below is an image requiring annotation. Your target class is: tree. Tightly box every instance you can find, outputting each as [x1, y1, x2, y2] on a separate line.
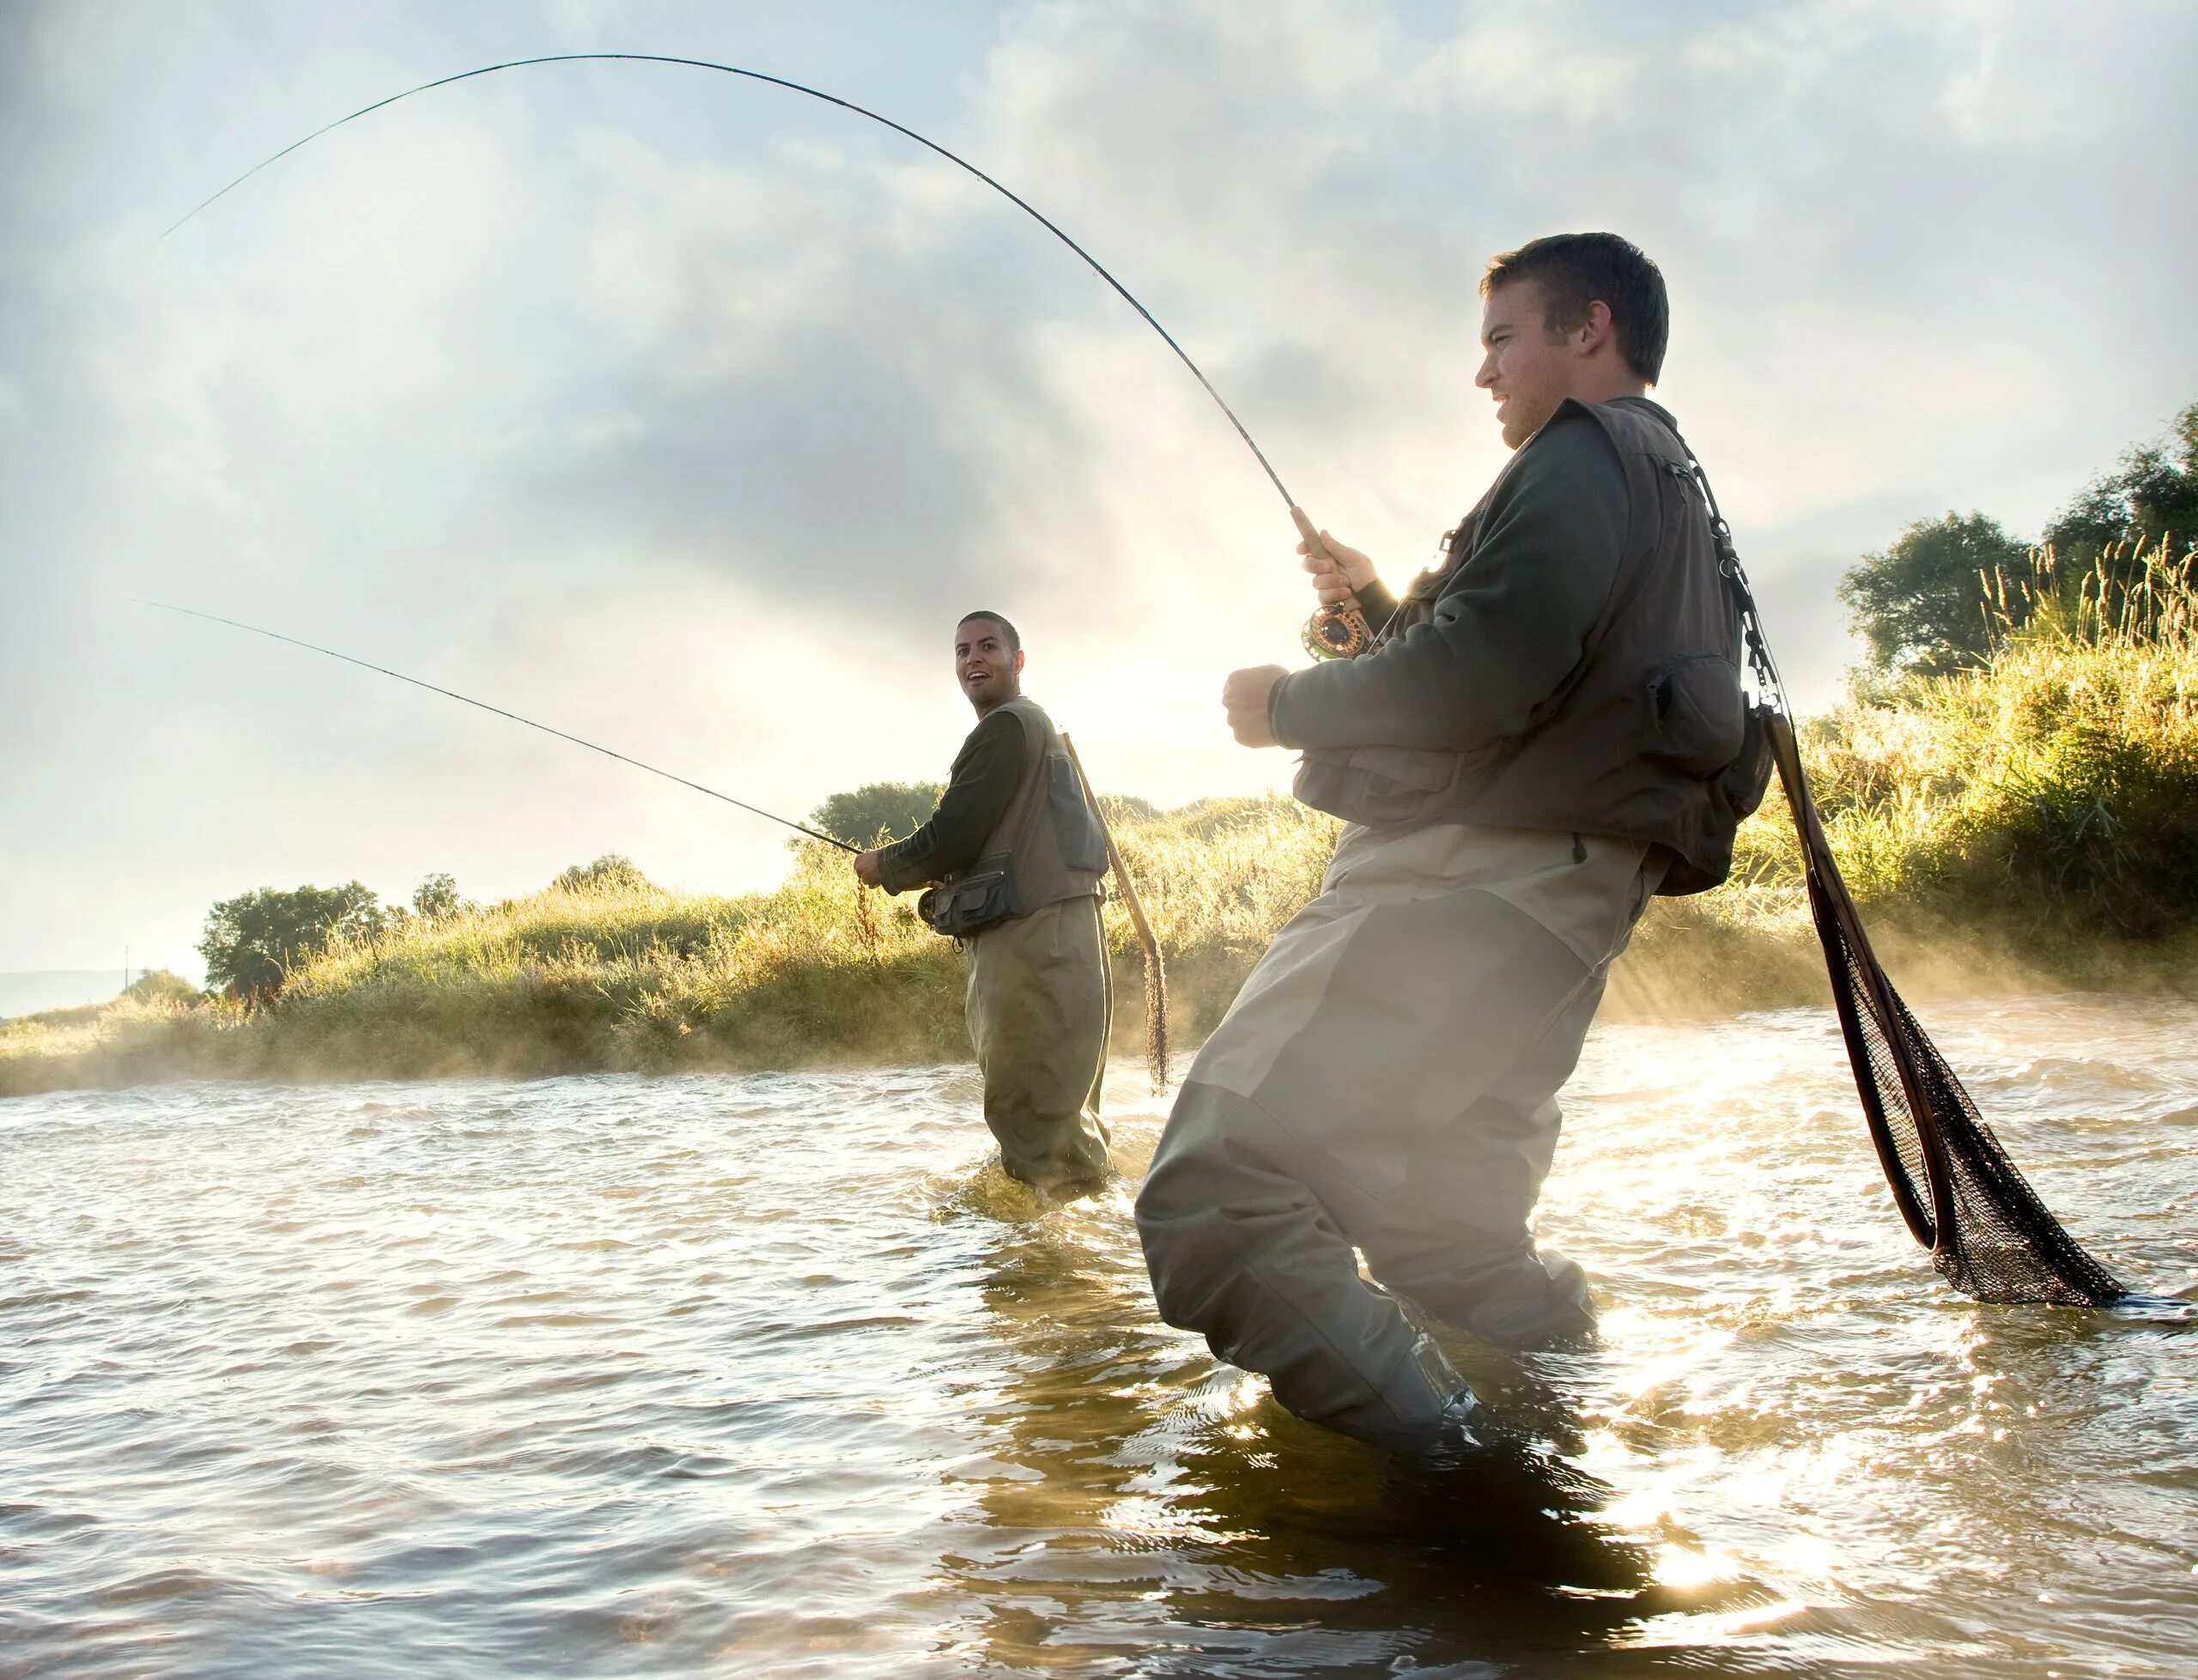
[553, 853, 651, 894]
[123, 968, 203, 1007]
[805, 781, 947, 849]
[411, 871, 464, 923]
[2043, 401, 2198, 566]
[197, 882, 390, 997]
[1836, 511, 2032, 676]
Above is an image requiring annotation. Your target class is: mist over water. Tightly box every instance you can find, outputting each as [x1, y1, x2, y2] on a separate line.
[3, 996, 2194, 1677]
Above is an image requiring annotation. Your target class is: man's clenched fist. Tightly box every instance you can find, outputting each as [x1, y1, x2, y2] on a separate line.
[1223, 664, 1289, 748]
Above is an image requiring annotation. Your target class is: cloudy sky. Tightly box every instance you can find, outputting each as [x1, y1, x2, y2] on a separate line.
[4, 0, 2194, 980]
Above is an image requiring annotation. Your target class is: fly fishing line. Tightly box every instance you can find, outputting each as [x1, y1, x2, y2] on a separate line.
[167, 53, 1368, 646]
[137, 599, 858, 852]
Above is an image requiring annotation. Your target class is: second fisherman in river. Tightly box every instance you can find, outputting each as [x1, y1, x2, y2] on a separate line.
[854, 613, 1116, 1201]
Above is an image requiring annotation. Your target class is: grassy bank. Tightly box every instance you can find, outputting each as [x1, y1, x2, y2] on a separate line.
[9, 543, 2195, 1097]
[0, 798, 1336, 1095]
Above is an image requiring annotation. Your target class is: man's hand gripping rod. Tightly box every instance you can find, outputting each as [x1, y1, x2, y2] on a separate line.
[1292, 508, 1373, 660]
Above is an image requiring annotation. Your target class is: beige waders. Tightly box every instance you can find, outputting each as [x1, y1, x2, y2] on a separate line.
[1135, 821, 1660, 1452]
[966, 893, 1114, 1198]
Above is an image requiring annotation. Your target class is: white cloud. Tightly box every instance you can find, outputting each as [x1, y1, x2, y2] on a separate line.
[3, 0, 2194, 973]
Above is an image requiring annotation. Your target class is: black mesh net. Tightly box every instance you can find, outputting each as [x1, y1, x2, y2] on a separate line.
[1142, 942, 1171, 1095]
[1684, 440, 2133, 1310]
[1782, 728, 2127, 1307]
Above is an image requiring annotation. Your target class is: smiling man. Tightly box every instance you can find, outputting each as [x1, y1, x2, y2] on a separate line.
[1135, 234, 1764, 1454]
[854, 612, 1114, 1200]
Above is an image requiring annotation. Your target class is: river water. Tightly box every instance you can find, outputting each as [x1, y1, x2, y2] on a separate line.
[3, 996, 2195, 1677]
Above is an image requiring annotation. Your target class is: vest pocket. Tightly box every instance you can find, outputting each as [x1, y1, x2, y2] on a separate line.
[1645, 653, 1746, 776]
[919, 856, 1023, 937]
[1293, 743, 1465, 826]
[1047, 755, 1108, 873]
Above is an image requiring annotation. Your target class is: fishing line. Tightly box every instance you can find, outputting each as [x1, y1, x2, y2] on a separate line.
[136, 599, 858, 852]
[164, 52, 1302, 511]
[166, 52, 1376, 653]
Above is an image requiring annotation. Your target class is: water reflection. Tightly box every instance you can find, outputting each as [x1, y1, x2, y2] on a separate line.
[935, 1176, 1679, 1676]
[1, 997, 2194, 1677]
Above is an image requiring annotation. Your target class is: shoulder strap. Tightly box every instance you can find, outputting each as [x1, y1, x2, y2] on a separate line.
[1662, 424, 1788, 717]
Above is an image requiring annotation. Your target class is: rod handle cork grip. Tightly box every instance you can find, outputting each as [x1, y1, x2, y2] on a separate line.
[1289, 504, 1328, 557]
[1290, 506, 1373, 659]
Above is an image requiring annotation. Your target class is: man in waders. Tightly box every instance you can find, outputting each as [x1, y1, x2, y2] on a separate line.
[854, 612, 1115, 1200]
[1136, 233, 1761, 1453]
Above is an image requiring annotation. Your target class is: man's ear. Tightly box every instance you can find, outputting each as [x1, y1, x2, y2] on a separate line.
[1576, 299, 1617, 357]
[1013, 647, 1028, 676]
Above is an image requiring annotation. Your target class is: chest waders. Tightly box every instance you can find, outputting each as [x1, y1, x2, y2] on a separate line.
[952, 700, 1114, 1201]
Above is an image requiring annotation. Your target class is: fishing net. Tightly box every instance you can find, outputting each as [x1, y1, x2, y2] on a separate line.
[1138, 940, 1172, 1096]
[1767, 716, 2126, 1305]
[1690, 446, 2130, 1308]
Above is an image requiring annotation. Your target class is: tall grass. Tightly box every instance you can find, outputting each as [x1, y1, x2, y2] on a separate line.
[1620, 537, 2198, 1008]
[8, 537, 2194, 1096]
[0, 808, 1333, 1096]
[1773, 539, 2198, 928]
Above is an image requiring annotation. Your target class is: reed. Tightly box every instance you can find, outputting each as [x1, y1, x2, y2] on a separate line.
[8, 538, 2195, 1097]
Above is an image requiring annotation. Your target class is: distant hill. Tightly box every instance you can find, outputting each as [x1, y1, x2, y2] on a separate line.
[0, 971, 125, 1022]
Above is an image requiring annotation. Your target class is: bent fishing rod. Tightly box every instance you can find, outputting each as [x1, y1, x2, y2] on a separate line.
[136, 599, 857, 852]
[164, 51, 1369, 656]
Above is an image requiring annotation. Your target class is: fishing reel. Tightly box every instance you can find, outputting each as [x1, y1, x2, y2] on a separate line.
[1304, 519, 1467, 659]
[1302, 605, 1372, 661]
[1291, 506, 1372, 660]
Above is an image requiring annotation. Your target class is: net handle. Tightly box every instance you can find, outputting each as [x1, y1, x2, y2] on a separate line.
[1061, 734, 1170, 1094]
[1764, 712, 1961, 1251]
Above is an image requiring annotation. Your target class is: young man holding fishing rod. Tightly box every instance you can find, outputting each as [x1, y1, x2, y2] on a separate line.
[1136, 234, 1761, 1455]
[853, 613, 1116, 1201]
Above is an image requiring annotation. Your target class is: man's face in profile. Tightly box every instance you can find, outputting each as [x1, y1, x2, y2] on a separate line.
[955, 619, 1023, 713]
[1475, 277, 1573, 449]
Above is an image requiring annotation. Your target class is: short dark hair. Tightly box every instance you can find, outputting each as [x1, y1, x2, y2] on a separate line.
[1480, 233, 1668, 385]
[956, 610, 1020, 652]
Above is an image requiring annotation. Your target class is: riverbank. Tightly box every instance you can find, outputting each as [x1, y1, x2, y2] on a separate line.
[8, 549, 2195, 1098]
[7, 816, 2190, 1101]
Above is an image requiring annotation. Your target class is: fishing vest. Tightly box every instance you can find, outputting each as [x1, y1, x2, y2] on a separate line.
[963, 696, 1108, 918]
[1294, 397, 1761, 895]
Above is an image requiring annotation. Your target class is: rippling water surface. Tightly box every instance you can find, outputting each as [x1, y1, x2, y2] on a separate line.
[4, 996, 2196, 1677]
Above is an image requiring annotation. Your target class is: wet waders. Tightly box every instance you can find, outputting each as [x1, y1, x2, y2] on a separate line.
[1136, 822, 1655, 1452]
[967, 894, 1114, 1198]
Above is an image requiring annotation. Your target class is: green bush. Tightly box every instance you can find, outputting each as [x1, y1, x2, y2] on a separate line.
[410, 872, 465, 923]
[804, 781, 947, 848]
[197, 881, 391, 996]
[123, 968, 203, 1007]
[2044, 400, 2198, 566]
[1837, 511, 2031, 675]
[1839, 400, 2197, 677]
[552, 853, 651, 895]
[1755, 539, 2198, 937]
